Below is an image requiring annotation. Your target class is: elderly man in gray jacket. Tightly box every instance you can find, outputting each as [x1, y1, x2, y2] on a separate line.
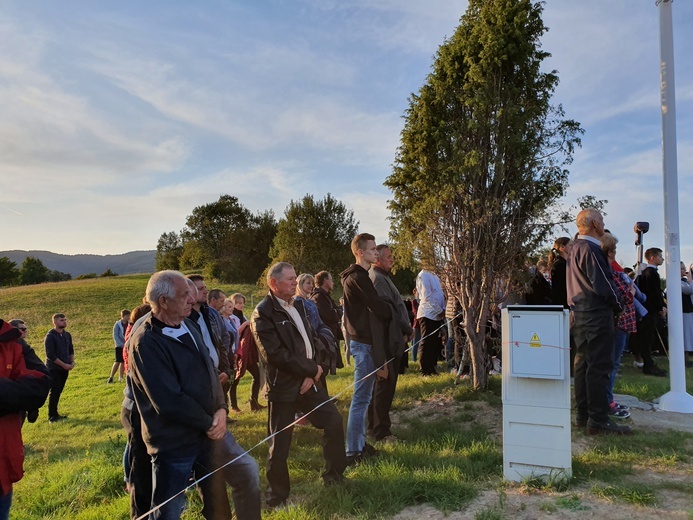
[368, 244, 414, 441]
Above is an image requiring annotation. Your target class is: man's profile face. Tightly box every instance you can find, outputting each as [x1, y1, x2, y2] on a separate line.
[377, 247, 395, 272]
[272, 267, 298, 301]
[593, 213, 605, 238]
[209, 294, 225, 311]
[360, 240, 379, 266]
[193, 280, 208, 304]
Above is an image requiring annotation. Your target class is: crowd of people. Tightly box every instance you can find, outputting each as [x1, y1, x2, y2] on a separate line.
[2, 221, 693, 519]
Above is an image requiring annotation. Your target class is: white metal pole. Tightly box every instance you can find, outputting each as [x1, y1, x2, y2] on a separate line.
[656, 0, 693, 413]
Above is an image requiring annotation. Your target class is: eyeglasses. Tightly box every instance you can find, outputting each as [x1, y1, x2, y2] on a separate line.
[18, 327, 27, 331]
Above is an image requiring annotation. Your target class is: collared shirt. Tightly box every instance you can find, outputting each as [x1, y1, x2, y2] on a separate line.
[194, 313, 220, 369]
[577, 234, 601, 246]
[415, 270, 445, 320]
[276, 295, 313, 359]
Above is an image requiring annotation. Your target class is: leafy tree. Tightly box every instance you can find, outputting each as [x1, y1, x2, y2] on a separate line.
[100, 269, 118, 277]
[267, 193, 358, 282]
[178, 195, 277, 283]
[385, 0, 582, 389]
[20, 256, 50, 285]
[46, 270, 71, 282]
[0, 256, 20, 286]
[155, 231, 183, 271]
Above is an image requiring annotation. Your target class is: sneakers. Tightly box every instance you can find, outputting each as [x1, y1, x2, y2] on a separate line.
[346, 443, 380, 466]
[48, 414, 68, 423]
[609, 408, 631, 419]
[586, 418, 633, 436]
[633, 360, 644, 368]
[106, 377, 114, 384]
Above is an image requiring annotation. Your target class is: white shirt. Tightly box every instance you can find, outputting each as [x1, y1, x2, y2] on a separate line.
[416, 270, 445, 320]
[276, 296, 313, 359]
[195, 313, 220, 369]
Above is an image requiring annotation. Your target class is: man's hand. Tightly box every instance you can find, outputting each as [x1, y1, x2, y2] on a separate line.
[313, 364, 324, 382]
[218, 372, 229, 385]
[299, 377, 315, 395]
[206, 408, 227, 440]
[376, 366, 388, 381]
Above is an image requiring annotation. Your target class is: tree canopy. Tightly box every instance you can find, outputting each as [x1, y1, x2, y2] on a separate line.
[385, 0, 583, 389]
[267, 193, 359, 282]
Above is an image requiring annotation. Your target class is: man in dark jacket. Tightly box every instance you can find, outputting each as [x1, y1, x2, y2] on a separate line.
[251, 262, 346, 509]
[368, 244, 414, 441]
[567, 209, 629, 435]
[129, 270, 260, 520]
[311, 271, 343, 341]
[44, 313, 74, 422]
[635, 248, 668, 376]
[341, 233, 392, 464]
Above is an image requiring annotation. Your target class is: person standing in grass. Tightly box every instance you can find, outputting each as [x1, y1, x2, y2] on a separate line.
[108, 309, 130, 384]
[44, 313, 74, 423]
[0, 319, 51, 520]
[129, 271, 260, 520]
[368, 244, 414, 442]
[251, 262, 346, 509]
[567, 209, 630, 436]
[341, 233, 392, 464]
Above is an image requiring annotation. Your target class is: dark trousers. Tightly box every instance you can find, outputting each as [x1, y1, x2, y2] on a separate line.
[636, 314, 657, 371]
[266, 384, 346, 505]
[367, 353, 401, 440]
[573, 311, 615, 424]
[419, 317, 442, 375]
[48, 368, 69, 417]
[121, 405, 152, 519]
[229, 364, 261, 409]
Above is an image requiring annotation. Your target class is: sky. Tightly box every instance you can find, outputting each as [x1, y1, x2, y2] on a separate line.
[1, 1, 692, 272]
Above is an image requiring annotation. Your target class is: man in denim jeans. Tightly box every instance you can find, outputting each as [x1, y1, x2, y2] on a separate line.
[129, 270, 261, 519]
[340, 233, 392, 465]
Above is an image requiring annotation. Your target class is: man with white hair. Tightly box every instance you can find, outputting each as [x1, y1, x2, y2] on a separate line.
[251, 262, 346, 509]
[128, 270, 260, 520]
[567, 209, 629, 436]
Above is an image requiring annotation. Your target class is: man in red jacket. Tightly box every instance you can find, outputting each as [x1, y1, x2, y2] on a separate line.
[0, 319, 51, 519]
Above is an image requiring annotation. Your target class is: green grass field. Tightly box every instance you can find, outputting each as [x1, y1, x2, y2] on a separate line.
[1, 275, 692, 519]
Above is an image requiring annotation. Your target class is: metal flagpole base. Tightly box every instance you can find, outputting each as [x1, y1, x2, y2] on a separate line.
[658, 391, 693, 413]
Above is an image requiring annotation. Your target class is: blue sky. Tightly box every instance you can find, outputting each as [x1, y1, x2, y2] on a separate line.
[1, 1, 692, 270]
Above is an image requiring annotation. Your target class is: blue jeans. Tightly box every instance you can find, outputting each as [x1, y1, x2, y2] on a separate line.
[0, 490, 12, 520]
[607, 329, 629, 404]
[346, 341, 375, 456]
[151, 449, 199, 520]
[151, 433, 261, 520]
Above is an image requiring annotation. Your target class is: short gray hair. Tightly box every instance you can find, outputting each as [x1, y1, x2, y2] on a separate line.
[267, 262, 293, 286]
[146, 270, 186, 311]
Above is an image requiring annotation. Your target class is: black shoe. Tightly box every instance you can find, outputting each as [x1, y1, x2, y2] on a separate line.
[49, 414, 67, 423]
[323, 475, 345, 487]
[346, 453, 363, 466]
[586, 419, 633, 436]
[362, 443, 380, 458]
[265, 498, 287, 510]
[643, 366, 668, 377]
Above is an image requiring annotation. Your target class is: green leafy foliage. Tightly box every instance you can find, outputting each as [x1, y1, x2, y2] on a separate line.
[0, 256, 20, 286]
[267, 193, 358, 284]
[385, 0, 583, 389]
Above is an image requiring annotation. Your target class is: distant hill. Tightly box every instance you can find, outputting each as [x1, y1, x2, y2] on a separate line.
[0, 250, 156, 277]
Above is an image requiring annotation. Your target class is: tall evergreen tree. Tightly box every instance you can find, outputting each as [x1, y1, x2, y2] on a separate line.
[385, 0, 582, 389]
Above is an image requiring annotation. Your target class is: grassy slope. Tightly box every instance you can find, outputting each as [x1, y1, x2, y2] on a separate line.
[1, 276, 692, 519]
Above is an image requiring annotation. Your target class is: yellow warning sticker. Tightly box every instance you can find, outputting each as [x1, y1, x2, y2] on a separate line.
[529, 332, 541, 348]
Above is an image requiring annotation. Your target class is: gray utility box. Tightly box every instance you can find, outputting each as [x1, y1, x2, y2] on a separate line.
[501, 305, 572, 482]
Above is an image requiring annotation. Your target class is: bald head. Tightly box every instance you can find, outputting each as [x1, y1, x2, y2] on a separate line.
[576, 208, 605, 238]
